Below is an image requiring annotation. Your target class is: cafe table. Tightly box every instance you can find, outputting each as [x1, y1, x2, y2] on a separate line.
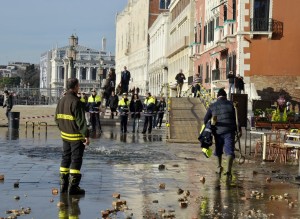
[250, 130, 277, 161]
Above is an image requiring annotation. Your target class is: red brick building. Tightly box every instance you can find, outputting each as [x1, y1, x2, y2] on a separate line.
[192, 0, 300, 105]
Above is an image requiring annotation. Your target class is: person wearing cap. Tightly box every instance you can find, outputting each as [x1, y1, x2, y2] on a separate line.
[3, 90, 13, 119]
[88, 89, 102, 133]
[118, 93, 130, 133]
[142, 92, 156, 134]
[203, 88, 238, 177]
[55, 78, 89, 195]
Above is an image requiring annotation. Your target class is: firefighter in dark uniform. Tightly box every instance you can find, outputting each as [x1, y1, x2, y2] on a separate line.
[118, 93, 130, 133]
[88, 89, 102, 132]
[55, 78, 90, 195]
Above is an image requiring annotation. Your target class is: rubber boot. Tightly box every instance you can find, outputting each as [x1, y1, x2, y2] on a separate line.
[68, 174, 85, 196]
[60, 173, 69, 194]
[216, 156, 223, 174]
[224, 155, 234, 177]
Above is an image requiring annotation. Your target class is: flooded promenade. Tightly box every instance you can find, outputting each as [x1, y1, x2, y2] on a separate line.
[0, 125, 300, 218]
[0, 106, 300, 218]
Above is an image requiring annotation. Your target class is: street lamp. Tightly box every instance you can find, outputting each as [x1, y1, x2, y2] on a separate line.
[98, 58, 104, 89]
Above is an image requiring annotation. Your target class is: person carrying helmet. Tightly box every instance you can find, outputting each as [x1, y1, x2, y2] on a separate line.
[55, 78, 90, 195]
[88, 89, 102, 133]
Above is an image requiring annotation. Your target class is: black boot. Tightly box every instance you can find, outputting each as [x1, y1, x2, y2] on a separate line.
[68, 174, 85, 195]
[60, 173, 69, 194]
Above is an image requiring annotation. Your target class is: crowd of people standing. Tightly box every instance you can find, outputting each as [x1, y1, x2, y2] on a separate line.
[73, 66, 167, 135]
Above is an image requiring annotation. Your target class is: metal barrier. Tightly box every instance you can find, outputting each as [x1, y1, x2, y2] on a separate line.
[38, 122, 48, 136]
[25, 121, 48, 137]
[25, 121, 35, 137]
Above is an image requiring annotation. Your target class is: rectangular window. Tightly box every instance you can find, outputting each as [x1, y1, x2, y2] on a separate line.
[199, 25, 202, 44]
[204, 25, 207, 45]
[233, 0, 236, 20]
[224, 5, 227, 21]
[91, 68, 97, 80]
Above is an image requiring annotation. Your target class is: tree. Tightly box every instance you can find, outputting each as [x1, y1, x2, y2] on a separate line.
[22, 64, 40, 88]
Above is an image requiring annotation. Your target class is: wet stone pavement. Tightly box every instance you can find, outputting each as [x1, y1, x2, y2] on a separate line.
[0, 126, 300, 218]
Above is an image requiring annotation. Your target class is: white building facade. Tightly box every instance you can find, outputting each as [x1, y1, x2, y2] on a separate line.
[167, 0, 195, 95]
[148, 12, 169, 96]
[115, 0, 149, 94]
[40, 35, 115, 96]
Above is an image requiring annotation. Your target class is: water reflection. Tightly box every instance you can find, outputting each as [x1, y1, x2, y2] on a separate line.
[58, 194, 82, 219]
[6, 129, 19, 141]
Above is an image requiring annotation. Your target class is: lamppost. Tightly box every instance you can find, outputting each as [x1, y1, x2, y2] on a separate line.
[98, 58, 104, 89]
[63, 47, 76, 90]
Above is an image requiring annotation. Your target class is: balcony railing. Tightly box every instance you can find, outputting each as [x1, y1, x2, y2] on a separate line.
[250, 18, 273, 32]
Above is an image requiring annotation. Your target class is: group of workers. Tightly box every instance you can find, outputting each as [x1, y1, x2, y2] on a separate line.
[73, 86, 167, 135]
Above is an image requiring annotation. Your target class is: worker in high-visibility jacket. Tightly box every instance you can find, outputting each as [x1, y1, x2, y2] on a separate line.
[55, 78, 89, 195]
[142, 92, 155, 134]
[88, 89, 102, 133]
[118, 93, 130, 133]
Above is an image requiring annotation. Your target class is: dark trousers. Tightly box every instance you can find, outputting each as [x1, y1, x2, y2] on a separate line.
[193, 84, 200, 97]
[156, 112, 164, 127]
[152, 113, 157, 128]
[120, 115, 128, 132]
[122, 83, 129, 93]
[90, 112, 101, 131]
[143, 116, 152, 133]
[214, 132, 235, 158]
[110, 108, 117, 119]
[61, 140, 85, 171]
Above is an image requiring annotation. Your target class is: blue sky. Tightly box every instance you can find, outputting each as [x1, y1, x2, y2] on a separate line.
[0, 0, 128, 65]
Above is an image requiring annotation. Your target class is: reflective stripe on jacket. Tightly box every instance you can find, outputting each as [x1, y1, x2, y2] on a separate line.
[118, 98, 130, 115]
[55, 91, 89, 142]
[143, 96, 155, 116]
[88, 95, 101, 112]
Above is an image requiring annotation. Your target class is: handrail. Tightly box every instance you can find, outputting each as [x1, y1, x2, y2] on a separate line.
[198, 84, 216, 109]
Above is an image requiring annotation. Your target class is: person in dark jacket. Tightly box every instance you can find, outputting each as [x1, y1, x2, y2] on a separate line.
[203, 88, 237, 177]
[107, 91, 119, 119]
[155, 97, 166, 128]
[3, 90, 13, 119]
[175, 69, 186, 98]
[121, 66, 131, 93]
[142, 93, 155, 134]
[129, 94, 143, 133]
[118, 93, 130, 133]
[55, 78, 90, 195]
